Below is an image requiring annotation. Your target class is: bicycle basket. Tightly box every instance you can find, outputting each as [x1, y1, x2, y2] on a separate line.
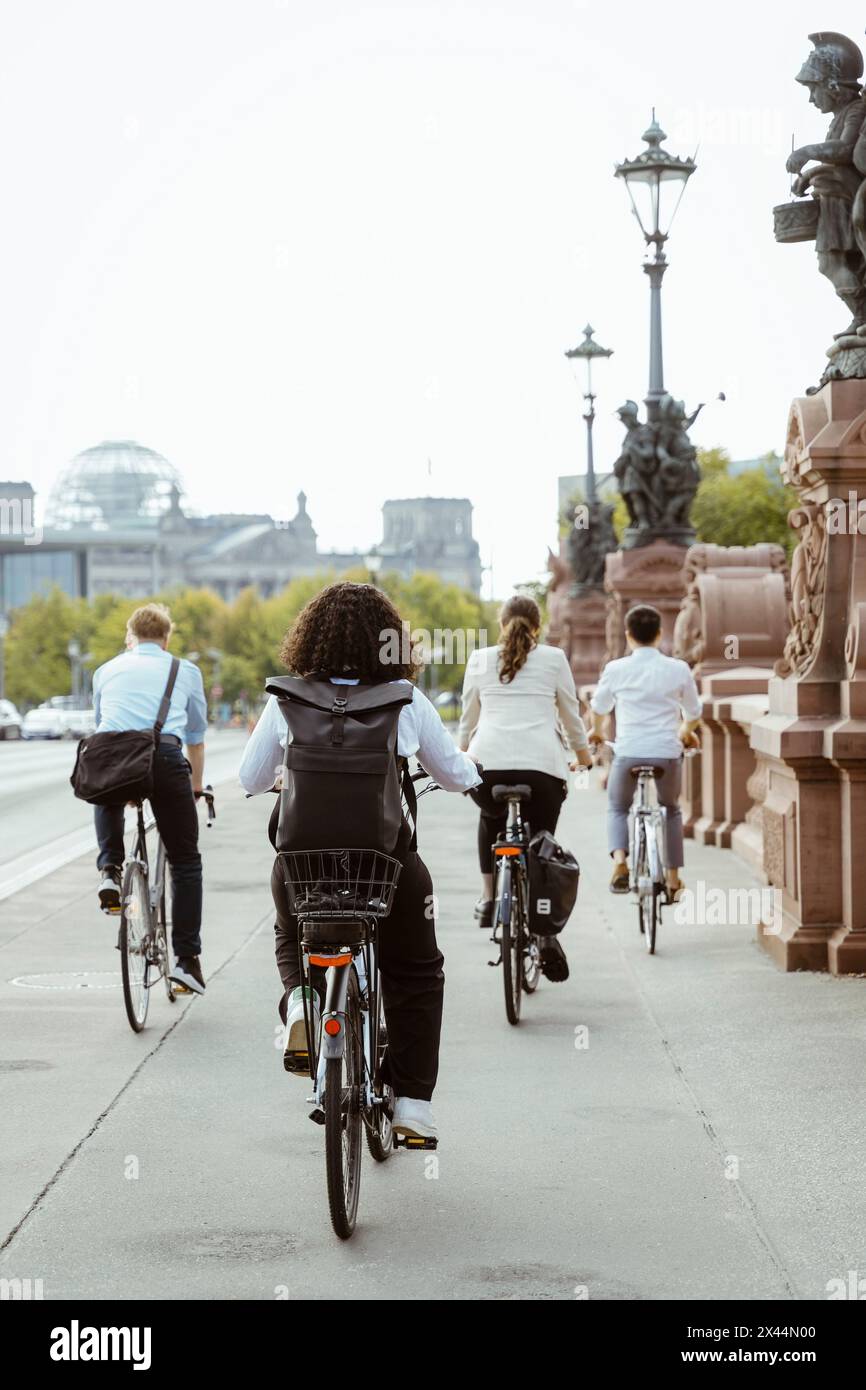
[279, 849, 402, 920]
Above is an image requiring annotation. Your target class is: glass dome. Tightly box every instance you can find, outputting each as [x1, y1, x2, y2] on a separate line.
[47, 440, 183, 530]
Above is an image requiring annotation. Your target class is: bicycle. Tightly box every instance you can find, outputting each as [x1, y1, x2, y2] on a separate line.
[279, 769, 439, 1241]
[487, 784, 541, 1025]
[603, 741, 696, 955]
[118, 786, 216, 1032]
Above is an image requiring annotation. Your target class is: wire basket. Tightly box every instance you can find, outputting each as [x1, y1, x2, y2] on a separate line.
[279, 849, 402, 920]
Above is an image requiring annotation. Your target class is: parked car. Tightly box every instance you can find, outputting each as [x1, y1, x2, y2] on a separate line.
[0, 699, 22, 740]
[21, 707, 66, 739]
[21, 697, 96, 740]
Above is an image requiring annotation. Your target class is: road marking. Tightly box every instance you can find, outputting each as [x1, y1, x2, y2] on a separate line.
[11, 971, 121, 990]
[0, 740, 246, 901]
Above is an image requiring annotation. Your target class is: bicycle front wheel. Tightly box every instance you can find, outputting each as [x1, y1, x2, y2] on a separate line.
[120, 862, 151, 1032]
[498, 863, 523, 1026]
[157, 883, 176, 1003]
[642, 886, 659, 954]
[365, 980, 393, 1164]
[324, 968, 364, 1239]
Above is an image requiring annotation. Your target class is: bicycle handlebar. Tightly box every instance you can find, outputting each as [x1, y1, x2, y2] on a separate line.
[195, 784, 216, 826]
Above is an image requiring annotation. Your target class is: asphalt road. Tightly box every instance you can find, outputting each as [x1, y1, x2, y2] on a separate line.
[0, 729, 249, 898]
[2, 759, 866, 1300]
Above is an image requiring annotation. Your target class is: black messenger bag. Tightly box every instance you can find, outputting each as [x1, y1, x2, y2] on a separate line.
[264, 676, 415, 853]
[527, 829, 580, 936]
[70, 657, 181, 806]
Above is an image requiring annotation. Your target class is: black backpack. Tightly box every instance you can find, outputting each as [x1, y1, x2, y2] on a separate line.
[264, 676, 416, 853]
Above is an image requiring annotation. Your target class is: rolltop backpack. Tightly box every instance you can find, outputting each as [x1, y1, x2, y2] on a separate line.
[264, 676, 416, 853]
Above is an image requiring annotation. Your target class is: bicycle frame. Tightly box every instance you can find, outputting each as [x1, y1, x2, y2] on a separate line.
[629, 771, 667, 893]
[300, 922, 385, 1116]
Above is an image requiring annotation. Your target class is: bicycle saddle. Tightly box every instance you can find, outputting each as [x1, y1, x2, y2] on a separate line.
[629, 765, 664, 779]
[491, 783, 532, 803]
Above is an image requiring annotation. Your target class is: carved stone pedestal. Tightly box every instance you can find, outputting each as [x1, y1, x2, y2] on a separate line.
[547, 546, 608, 694]
[751, 381, 866, 974]
[604, 541, 688, 661]
[672, 543, 790, 840]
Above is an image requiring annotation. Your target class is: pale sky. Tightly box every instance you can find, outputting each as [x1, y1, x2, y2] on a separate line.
[1, 1, 861, 596]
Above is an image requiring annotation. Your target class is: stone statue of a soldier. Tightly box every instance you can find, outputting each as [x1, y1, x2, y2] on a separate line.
[787, 31, 866, 335]
[613, 400, 656, 531]
[565, 496, 618, 592]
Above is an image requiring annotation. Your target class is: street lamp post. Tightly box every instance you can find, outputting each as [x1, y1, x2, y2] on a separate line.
[615, 111, 696, 421]
[67, 639, 81, 704]
[364, 552, 383, 587]
[565, 324, 613, 503]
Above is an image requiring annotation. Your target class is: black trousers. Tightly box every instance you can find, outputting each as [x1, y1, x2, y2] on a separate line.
[95, 742, 202, 958]
[470, 768, 568, 873]
[270, 818, 444, 1102]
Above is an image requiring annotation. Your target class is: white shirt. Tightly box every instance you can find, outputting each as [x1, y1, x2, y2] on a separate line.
[238, 680, 482, 795]
[590, 646, 702, 759]
[457, 642, 588, 782]
[92, 643, 208, 743]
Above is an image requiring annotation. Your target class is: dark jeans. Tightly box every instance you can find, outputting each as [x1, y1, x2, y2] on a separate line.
[470, 768, 568, 873]
[270, 819, 443, 1102]
[95, 742, 202, 957]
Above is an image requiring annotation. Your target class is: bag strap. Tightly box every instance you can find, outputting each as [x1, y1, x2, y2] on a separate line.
[401, 758, 418, 853]
[153, 657, 181, 737]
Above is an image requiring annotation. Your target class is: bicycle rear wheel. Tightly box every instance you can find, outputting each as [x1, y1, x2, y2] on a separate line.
[120, 863, 151, 1033]
[324, 968, 364, 1238]
[498, 862, 523, 1026]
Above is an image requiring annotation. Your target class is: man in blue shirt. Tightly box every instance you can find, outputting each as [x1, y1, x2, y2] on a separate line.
[92, 603, 209, 995]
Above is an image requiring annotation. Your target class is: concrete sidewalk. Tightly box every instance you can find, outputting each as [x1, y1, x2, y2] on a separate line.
[1, 770, 865, 1300]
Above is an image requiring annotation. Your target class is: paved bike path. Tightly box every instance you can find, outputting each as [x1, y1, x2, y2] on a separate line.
[2, 774, 865, 1299]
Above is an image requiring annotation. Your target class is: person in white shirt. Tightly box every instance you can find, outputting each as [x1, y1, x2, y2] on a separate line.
[457, 594, 592, 982]
[588, 604, 702, 896]
[239, 581, 481, 1144]
[91, 603, 209, 996]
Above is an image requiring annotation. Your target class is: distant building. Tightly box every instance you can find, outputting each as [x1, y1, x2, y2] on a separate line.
[0, 440, 482, 612]
[374, 498, 481, 594]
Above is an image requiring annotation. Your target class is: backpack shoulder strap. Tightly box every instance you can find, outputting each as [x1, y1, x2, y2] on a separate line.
[401, 757, 418, 853]
[153, 657, 181, 736]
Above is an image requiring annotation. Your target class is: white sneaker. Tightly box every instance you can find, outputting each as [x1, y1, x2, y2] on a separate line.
[283, 986, 319, 1074]
[392, 1096, 438, 1139]
[98, 869, 122, 915]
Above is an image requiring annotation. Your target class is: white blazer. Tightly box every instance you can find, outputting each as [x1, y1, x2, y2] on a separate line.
[457, 643, 588, 782]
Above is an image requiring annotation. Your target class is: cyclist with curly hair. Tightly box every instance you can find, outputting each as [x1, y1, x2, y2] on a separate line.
[239, 581, 481, 1143]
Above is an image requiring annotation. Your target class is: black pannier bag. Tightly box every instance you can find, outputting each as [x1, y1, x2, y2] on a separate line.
[70, 657, 180, 806]
[264, 676, 416, 853]
[527, 829, 580, 936]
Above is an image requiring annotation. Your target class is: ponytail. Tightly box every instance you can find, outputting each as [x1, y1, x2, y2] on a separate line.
[498, 595, 541, 683]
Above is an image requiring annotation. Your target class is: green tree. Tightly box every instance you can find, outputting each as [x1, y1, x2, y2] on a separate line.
[692, 450, 796, 555]
[4, 587, 90, 707]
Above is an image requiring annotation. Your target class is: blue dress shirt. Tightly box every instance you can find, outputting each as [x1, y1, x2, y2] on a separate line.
[92, 643, 208, 744]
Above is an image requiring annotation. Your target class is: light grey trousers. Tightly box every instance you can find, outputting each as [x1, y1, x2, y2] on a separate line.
[606, 756, 684, 868]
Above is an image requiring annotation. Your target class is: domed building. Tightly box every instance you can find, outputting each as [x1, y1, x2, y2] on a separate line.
[48, 440, 183, 531]
[0, 440, 481, 613]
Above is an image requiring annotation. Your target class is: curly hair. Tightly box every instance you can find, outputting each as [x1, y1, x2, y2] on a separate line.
[498, 594, 541, 684]
[279, 581, 422, 682]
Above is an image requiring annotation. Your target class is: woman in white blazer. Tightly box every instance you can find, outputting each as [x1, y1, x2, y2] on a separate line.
[457, 594, 591, 981]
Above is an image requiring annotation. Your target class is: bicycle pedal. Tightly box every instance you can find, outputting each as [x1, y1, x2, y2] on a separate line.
[393, 1133, 438, 1151]
[173, 980, 193, 995]
[283, 1051, 310, 1074]
[307, 1108, 325, 1126]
